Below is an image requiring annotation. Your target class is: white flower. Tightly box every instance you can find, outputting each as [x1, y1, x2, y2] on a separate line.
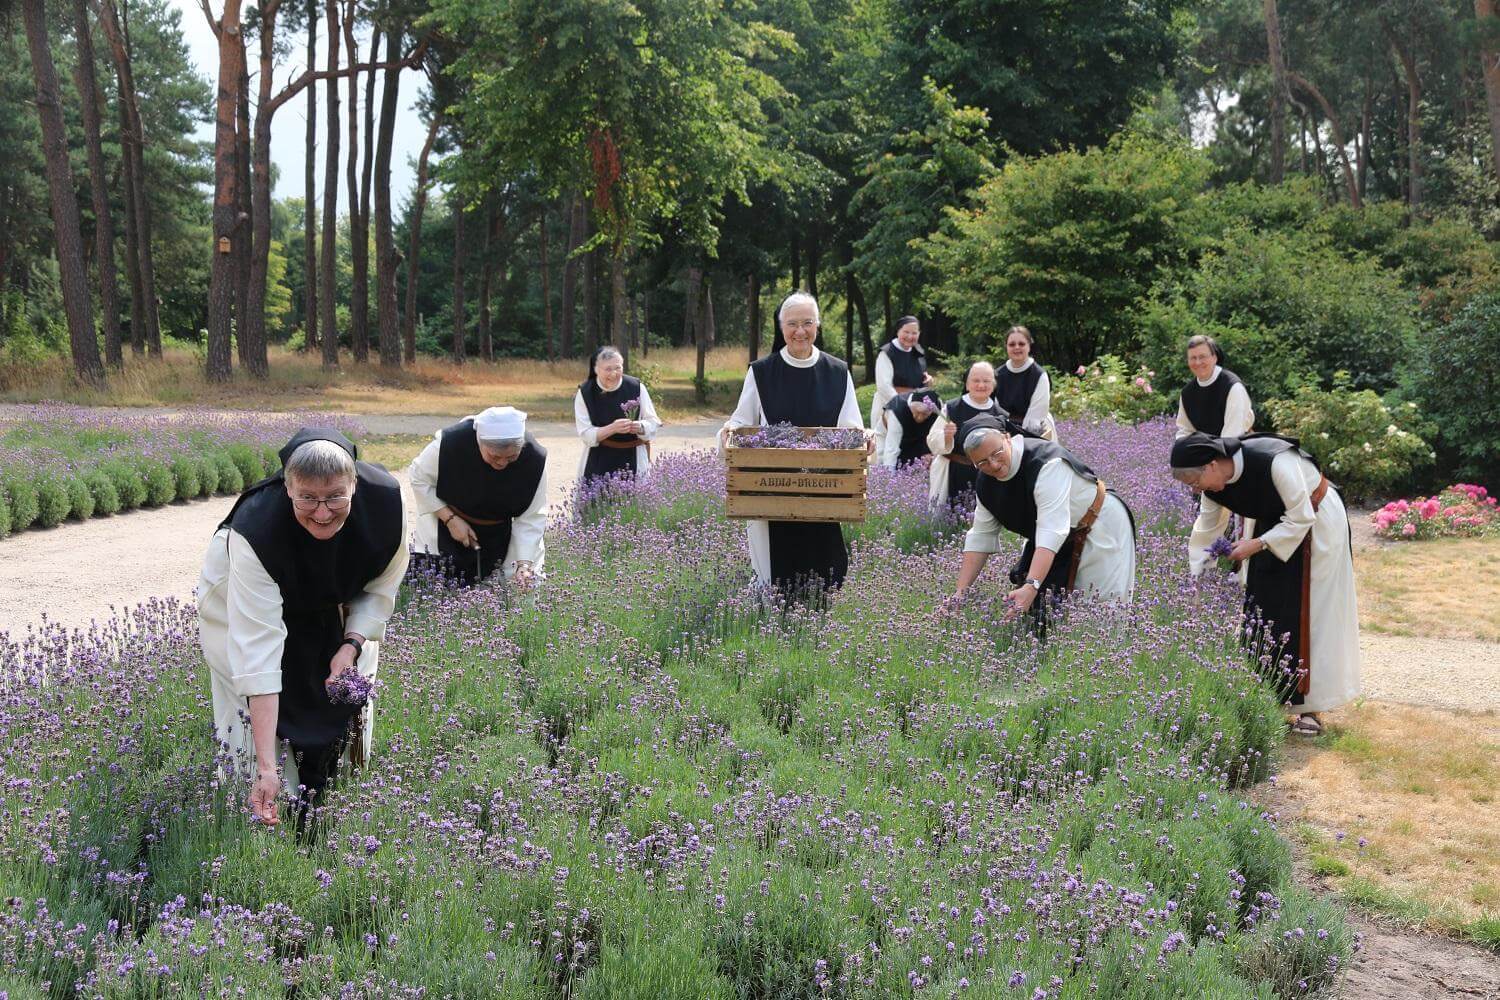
[1106, 375, 1118, 383]
[1362, 442, 1373, 452]
[1319, 432, 1330, 440]
[1386, 424, 1398, 436]
[1407, 401, 1417, 409]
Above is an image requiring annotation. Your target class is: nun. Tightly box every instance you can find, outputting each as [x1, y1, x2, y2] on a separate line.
[879, 387, 942, 469]
[1171, 432, 1360, 734]
[870, 315, 933, 458]
[573, 345, 661, 483]
[1176, 335, 1253, 438]
[995, 325, 1058, 441]
[926, 361, 1003, 505]
[720, 291, 866, 593]
[197, 428, 409, 825]
[950, 416, 1136, 614]
[408, 405, 548, 587]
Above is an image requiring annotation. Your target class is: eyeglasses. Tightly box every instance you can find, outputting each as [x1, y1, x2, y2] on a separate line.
[291, 495, 351, 512]
[782, 319, 818, 331]
[973, 451, 1007, 470]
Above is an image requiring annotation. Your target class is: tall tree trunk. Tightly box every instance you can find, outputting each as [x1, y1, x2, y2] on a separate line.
[234, 56, 253, 369]
[844, 271, 854, 365]
[682, 266, 702, 349]
[1476, 0, 1500, 185]
[402, 112, 441, 364]
[1262, 0, 1289, 184]
[692, 270, 708, 403]
[303, 0, 318, 351]
[344, 14, 368, 362]
[746, 272, 760, 363]
[358, 29, 377, 356]
[451, 199, 466, 363]
[538, 206, 554, 360]
[319, 0, 342, 370]
[1387, 30, 1423, 211]
[640, 291, 650, 358]
[789, 235, 801, 290]
[582, 222, 599, 353]
[72, 0, 122, 367]
[23, 0, 104, 383]
[205, 0, 246, 382]
[119, 109, 145, 357]
[373, 26, 402, 368]
[1287, 71, 1363, 208]
[806, 235, 819, 299]
[1357, 79, 1373, 197]
[611, 252, 627, 367]
[559, 194, 584, 356]
[478, 200, 493, 362]
[242, 0, 285, 380]
[852, 278, 875, 383]
[98, 0, 161, 356]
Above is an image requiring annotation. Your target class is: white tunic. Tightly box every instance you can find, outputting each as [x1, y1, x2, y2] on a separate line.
[196, 501, 410, 785]
[720, 346, 865, 584]
[925, 394, 995, 504]
[961, 436, 1135, 601]
[1175, 366, 1254, 439]
[408, 423, 548, 579]
[870, 340, 922, 451]
[1002, 358, 1059, 441]
[1187, 449, 1360, 713]
[878, 405, 936, 468]
[572, 383, 662, 480]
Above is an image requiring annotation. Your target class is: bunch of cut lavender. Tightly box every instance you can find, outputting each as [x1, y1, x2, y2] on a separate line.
[620, 398, 641, 422]
[327, 670, 376, 705]
[808, 427, 865, 450]
[1207, 535, 1238, 575]
[735, 422, 808, 449]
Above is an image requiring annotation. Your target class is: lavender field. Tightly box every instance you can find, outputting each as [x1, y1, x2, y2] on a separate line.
[0, 418, 1351, 998]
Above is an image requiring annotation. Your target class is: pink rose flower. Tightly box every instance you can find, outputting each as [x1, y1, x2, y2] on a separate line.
[1402, 523, 1417, 537]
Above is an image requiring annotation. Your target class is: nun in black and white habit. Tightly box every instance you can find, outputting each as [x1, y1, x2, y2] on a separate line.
[1171, 432, 1360, 733]
[573, 345, 661, 483]
[950, 416, 1136, 614]
[197, 428, 409, 823]
[925, 361, 1003, 505]
[1176, 334, 1254, 438]
[408, 406, 548, 586]
[720, 292, 866, 592]
[879, 387, 942, 469]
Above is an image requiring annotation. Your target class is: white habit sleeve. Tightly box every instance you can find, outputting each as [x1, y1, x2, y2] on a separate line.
[1023, 370, 1052, 435]
[838, 373, 865, 429]
[574, 389, 601, 447]
[719, 370, 763, 455]
[1174, 398, 1193, 439]
[224, 529, 289, 698]
[874, 351, 895, 395]
[408, 434, 446, 516]
[879, 411, 902, 468]
[963, 499, 1004, 554]
[504, 472, 549, 577]
[1258, 450, 1317, 561]
[638, 385, 662, 439]
[1186, 494, 1231, 576]
[927, 413, 953, 456]
[1032, 459, 1074, 553]
[1223, 383, 1254, 437]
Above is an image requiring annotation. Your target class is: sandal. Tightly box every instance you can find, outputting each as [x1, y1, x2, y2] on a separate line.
[1290, 714, 1323, 736]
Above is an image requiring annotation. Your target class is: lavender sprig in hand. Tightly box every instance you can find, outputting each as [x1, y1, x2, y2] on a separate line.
[621, 398, 641, 421]
[327, 670, 376, 706]
[1207, 535, 1238, 575]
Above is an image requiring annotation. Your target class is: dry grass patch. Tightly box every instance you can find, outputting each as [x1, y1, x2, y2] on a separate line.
[1355, 536, 1500, 641]
[1274, 700, 1500, 942]
[0, 345, 753, 420]
[359, 434, 431, 472]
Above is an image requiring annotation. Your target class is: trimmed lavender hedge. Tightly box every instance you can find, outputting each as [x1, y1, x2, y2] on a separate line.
[0, 417, 1354, 998]
[0, 405, 364, 537]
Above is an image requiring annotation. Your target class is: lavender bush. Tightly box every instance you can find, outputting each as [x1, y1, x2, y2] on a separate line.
[0, 417, 1351, 998]
[0, 405, 365, 537]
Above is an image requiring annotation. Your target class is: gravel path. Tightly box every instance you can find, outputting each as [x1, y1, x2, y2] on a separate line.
[0, 417, 722, 635]
[1357, 634, 1500, 715]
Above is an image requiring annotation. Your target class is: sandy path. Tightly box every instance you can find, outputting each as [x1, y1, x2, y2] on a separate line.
[0, 418, 722, 635]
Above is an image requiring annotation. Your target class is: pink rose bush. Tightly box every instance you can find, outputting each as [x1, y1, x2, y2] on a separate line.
[1371, 483, 1499, 541]
[1052, 355, 1166, 425]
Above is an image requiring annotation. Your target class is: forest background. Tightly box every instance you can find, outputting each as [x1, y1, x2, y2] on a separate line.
[3, 0, 1499, 488]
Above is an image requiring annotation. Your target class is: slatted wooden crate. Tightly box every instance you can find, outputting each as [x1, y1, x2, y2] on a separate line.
[725, 427, 867, 522]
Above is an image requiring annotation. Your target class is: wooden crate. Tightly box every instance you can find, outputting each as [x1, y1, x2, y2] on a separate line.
[725, 427, 867, 522]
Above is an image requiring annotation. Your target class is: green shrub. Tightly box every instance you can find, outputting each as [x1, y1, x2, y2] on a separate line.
[197, 453, 221, 495]
[212, 452, 244, 494]
[65, 474, 94, 520]
[1052, 354, 1169, 424]
[1139, 226, 1417, 398]
[85, 469, 121, 516]
[1405, 290, 1500, 486]
[0, 490, 10, 537]
[100, 459, 147, 510]
[1263, 377, 1435, 501]
[137, 458, 177, 506]
[171, 456, 203, 500]
[224, 442, 266, 485]
[1, 470, 40, 531]
[34, 473, 71, 528]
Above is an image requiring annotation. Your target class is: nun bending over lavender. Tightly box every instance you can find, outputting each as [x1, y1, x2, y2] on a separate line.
[719, 291, 867, 595]
[573, 345, 661, 483]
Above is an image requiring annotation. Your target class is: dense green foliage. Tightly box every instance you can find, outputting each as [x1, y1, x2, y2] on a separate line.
[1405, 290, 1500, 485]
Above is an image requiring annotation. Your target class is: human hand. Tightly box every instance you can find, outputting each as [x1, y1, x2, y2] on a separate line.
[606, 418, 635, 436]
[1004, 584, 1038, 619]
[1229, 537, 1264, 562]
[446, 515, 478, 549]
[249, 768, 281, 825]
[326, 641, 358, 690]
[922, 372, 934, 386]
[936, 592, 965, 617]
[944, 422, 957, 446]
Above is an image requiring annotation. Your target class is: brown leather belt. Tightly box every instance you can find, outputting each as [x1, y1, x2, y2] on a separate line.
[446, 504, 506, 527]
[1065, 480, 1108, 589]
[598, 437, 652, 458]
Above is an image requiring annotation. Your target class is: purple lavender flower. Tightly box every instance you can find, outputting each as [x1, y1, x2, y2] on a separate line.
[326, 670, 376, 706]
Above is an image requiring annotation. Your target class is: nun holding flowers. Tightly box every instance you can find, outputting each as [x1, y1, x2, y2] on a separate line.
[1171, 432, 1360, 734]
[408, 405, 547, 587]
[574, 345, 661, 483]
[720, 291, 866, 593]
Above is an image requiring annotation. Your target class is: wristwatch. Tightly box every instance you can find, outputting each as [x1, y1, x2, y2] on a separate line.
[340, 636, 364, 662]
[1024, 578, 1043, 592]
